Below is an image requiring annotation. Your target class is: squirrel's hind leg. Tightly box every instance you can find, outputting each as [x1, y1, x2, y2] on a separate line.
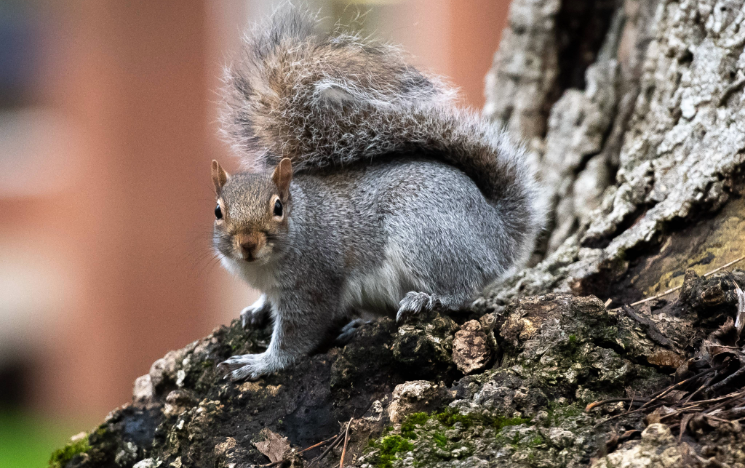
[240, 293, 272, 329]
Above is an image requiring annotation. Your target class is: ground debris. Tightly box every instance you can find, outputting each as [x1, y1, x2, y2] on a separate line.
[591, 286, 745, 465]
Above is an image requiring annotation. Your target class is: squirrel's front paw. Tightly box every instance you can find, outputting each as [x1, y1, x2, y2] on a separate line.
[240, 305, 270, 329]
[396, 291, 439, 323]
[218, 353, 271, 381]
[240, 295, 271, 329]
[335, 318, 371, 345]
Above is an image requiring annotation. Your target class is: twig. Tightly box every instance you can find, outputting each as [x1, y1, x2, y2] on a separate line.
[707, 367, 745, 396]
[259, 433, 341, 467]
[703, 255, 745, 277]
[593, 402, 666, 429]
[682, 376, 714, 405]
[339, 418, 353, 468]
[586, 398, 649, 411]
[308, 433, 344, 468]
[703, 391, 745, 415]
[705, 414, 736, 424]
[299, 435, 338, 454]
[308, 401, 374, 467]
[630, 255, 745, 306]
[640, 370, 712, 410]
[260, 460, 284, 468]
[674, 390, 745, 411]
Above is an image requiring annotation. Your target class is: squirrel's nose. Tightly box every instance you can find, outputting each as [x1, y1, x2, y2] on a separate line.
[239, 240, 257, 259]
[235, 235, 258, 261]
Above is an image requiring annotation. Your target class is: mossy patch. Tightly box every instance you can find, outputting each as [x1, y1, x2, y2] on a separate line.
[364, 408, 531, 467]
[432, 432, 448, 448]
[368, 434, 414, 468]
[400, 412, 428, 439]
[435, 408, 530, 432]
[49, 435, 90, 468]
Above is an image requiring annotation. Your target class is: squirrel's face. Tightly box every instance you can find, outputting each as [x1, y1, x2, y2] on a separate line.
[211, 159, 292, 264]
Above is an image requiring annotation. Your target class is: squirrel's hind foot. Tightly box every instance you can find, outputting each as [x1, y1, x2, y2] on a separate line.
[396, 292, 440, 323]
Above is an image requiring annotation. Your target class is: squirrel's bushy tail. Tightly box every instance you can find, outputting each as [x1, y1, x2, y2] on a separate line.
[221, 7, 545, 265]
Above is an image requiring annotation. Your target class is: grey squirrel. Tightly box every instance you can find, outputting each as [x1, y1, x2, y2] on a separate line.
[213, 9, 545, 380]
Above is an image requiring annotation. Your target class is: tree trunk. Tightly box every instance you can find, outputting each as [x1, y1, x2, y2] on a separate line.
[52, 1, 745, 467]
[485, 0, 745, 304]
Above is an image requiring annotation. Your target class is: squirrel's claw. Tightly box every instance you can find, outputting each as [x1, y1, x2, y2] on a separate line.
[217, 354, 267, 381]
[396, 292, 438, 323]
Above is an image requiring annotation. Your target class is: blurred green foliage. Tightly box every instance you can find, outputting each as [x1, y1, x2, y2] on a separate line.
[0, 410, 82, 468]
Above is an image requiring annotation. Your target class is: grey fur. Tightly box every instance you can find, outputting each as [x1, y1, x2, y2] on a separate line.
[214, 8, 546, 380]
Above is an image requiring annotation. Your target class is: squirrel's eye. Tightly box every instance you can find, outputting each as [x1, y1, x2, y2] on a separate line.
[273, 199, 283, 217]
[215, 204, 223, 220]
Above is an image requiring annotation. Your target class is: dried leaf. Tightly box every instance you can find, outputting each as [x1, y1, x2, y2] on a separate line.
[662, 390, 688, 403]
[706, 344, 737, 361]
[644, 406, 675, 425]
[254, 428, 291, 463]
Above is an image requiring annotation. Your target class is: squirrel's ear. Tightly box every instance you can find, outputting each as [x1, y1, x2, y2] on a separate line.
[211, 160, 229, 193]
[272, 158, 292, 199]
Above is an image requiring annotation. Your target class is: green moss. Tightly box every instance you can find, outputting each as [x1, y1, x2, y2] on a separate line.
[493, 415, 531, 432]
[400, 412, 428, 439]
[434, 408, 530, 433]
[372, 435, 414, 468]
[432, 432, 448, 448]
[367, 409, 530, 467]
[49, 435, 90, 468]
[435, 409, 476, 428]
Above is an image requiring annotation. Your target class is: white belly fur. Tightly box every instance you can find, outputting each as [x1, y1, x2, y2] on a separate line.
[340, 244, 422, 315]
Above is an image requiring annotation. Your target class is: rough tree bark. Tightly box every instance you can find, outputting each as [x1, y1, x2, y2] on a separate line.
[52, 1, 745, 467]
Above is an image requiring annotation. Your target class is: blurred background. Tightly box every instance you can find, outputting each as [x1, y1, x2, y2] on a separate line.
[0, 0, 510, 465]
